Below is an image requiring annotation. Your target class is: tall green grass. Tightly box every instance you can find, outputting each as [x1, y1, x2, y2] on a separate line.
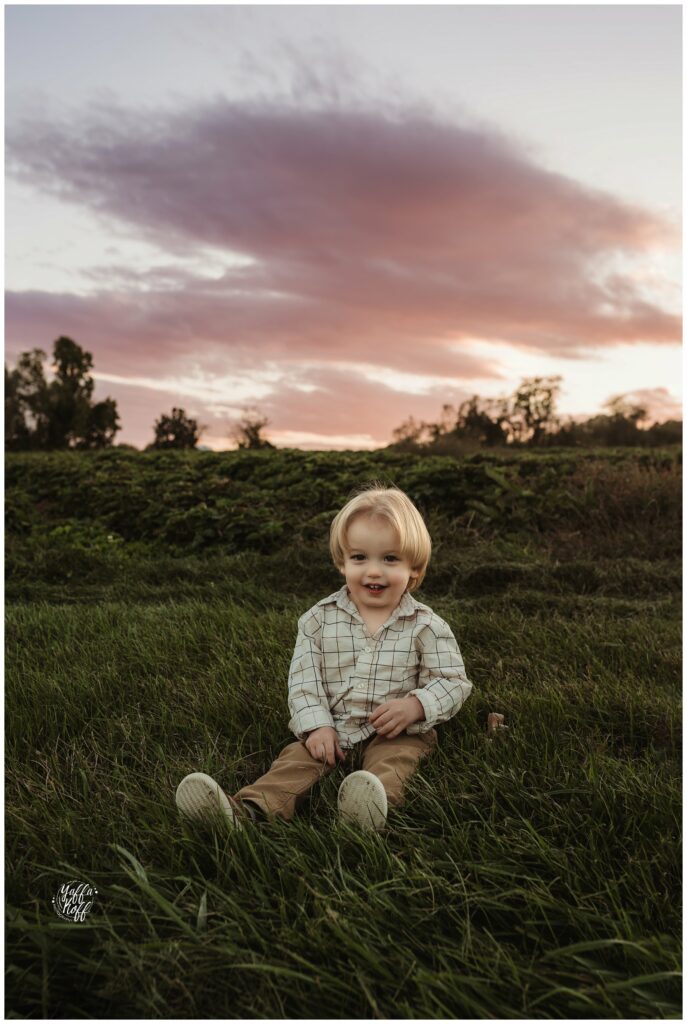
[5, 448, 681, 1017]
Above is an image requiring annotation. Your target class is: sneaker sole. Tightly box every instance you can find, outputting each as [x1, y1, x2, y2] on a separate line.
[337, 770, 388, 831]
[175, 772, 242, 828]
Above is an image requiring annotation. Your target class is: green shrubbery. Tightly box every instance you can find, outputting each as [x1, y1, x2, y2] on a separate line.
[6, 445, 681, 607]
[6, 445, 681, 556]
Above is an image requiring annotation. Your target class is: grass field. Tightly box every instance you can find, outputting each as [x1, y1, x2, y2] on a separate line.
[5, 447, 682, 1018]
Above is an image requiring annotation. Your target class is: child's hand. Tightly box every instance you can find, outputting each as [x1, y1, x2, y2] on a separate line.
[368, 696, 425, 739]
[304, 726, 347, 766]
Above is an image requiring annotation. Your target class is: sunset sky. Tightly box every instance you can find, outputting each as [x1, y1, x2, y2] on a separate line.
[5, 4, 682, 450]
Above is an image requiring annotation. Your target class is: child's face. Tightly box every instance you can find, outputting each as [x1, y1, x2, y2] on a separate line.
[340, 514, 418, 617]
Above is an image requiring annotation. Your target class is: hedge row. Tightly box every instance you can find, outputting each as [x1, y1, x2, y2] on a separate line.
[5, 447, 680, 557]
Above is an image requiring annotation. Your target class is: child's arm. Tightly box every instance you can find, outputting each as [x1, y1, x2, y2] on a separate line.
[287, 607, 336, 741]
[405, 616, 473, 735]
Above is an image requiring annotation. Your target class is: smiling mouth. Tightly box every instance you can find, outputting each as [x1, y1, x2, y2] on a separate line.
[364, 584, 386, 592]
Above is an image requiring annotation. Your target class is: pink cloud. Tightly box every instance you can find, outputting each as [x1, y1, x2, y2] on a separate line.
[5, 95, 681, 445]
[607, 386, 682, 423]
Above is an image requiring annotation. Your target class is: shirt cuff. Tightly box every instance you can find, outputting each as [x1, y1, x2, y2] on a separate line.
[405, 688, 441, 734]
[288, 706, 335, 741]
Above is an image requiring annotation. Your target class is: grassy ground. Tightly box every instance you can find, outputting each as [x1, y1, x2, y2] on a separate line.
[5, 450, 682, 1018]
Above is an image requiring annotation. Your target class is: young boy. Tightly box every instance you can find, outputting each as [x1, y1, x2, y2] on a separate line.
[176, 483, 473, 832]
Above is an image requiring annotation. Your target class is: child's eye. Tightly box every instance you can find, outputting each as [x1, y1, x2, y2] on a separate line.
[351, 554, 366, 561]
[385, 555, 399, 562]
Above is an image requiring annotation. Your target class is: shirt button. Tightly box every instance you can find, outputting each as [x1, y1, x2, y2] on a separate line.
[365, 646, 371, 653]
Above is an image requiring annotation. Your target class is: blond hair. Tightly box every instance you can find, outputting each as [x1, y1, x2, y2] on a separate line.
[329, 481, 432, 592]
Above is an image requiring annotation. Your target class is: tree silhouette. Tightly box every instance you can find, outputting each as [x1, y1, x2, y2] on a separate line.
[510, 375, 562, 445]
[5, 352, 47, 450]
[47, 337, 95, 448]
[455, 395, 511, 446]
[5, 338, 120, 450]
[81, 397, 121, 449]
[391, 415, 433, 448]
[230, 409, 275, 449]
[149, 407, 203, 449]
[603, 395, 648, 425]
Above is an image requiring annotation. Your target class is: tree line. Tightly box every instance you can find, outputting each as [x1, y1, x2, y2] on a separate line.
[4, 338, 274, 452]
[390, 375, 681, 451]
[5, 338, 681, 452]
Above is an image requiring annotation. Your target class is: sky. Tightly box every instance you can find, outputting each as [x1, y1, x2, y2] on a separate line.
[4, 3, 682, 450]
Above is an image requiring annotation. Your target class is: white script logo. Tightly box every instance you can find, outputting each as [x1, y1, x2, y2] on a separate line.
[52, 880, 97, 922]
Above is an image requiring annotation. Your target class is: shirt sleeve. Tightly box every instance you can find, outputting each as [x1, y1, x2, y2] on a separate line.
[287, 606, 336, 740]
[406, 615, 473, 735]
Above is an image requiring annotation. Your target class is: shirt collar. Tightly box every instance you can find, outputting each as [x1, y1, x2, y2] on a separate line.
[330, 583, 418, 627]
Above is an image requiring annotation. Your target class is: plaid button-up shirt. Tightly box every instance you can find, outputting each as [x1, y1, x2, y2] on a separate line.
[287, 584, 473, 748]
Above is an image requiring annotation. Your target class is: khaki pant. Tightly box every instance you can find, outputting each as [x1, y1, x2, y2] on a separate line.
[233, 727, 438, 823]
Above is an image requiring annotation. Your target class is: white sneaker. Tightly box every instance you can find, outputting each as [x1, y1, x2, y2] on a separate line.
[337, 770, 388, 831]
[175, 772, 243, 828]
